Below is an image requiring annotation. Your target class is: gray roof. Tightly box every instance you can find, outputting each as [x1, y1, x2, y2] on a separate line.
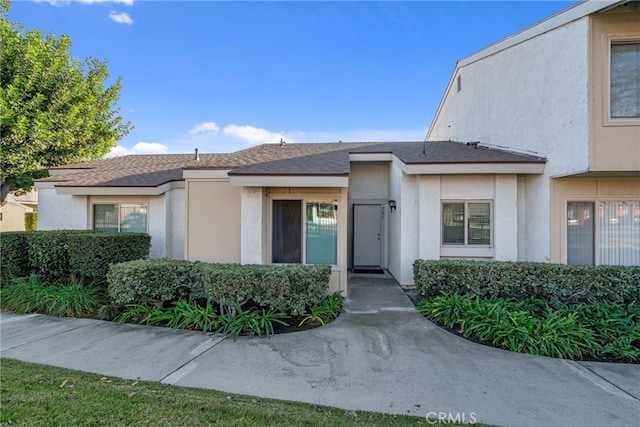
[40, 141, 546, 187]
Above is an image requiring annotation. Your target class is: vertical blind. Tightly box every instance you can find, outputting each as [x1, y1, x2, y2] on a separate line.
[568, 201, 640, 266]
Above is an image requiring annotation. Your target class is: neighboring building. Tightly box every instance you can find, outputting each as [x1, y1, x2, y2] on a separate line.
[0, 190, 37, 231]
[427, 0, 640, 267]
[35, 142, 545, 293]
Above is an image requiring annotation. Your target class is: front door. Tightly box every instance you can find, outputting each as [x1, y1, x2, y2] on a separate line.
[353, 204, 382, 268]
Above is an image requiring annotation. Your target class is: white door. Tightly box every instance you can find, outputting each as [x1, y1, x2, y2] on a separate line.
[353, 204, 382, 267]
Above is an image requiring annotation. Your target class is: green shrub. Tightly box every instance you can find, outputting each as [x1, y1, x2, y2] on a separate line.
[24, 211, 37, 231]
[418, 294, 639, 362]
[67, 233, 150, 280]
[299, 291, 344, 327]
[26, 230, 93, 283]
[107, 259, 206, 306]
[252, 264, 331, 316]
[1, 276, 105, 317]
[202, 264, 331, 316]
[217, 304, 290, 339]
[0, 232, 30, 284]
[413, 259, 640, 304]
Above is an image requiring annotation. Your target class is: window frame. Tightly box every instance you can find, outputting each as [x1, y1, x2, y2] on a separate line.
[606, 37, 640, 125]
[270, 197, 339, 266]
[92, 202, 148, 233]
[565, 199, 640, 266]
[441, 200, 493, 248]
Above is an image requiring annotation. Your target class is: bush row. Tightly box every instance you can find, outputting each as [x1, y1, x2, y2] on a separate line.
[1, 230, 151, 284]
[413, 260, 640, 304]
[417, 294, 640, 362]
[107, 259, 332, 316]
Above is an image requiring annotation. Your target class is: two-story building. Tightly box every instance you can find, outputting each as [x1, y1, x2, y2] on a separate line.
[428, 0, 640, 266]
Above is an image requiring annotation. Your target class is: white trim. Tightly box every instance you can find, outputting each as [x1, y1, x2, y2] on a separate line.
[54, 181, 184, 196]
[440, 247, 495, 258]
[403, 163, 545, 175]
[230, 175, 349, 187]
[348, 153, 394, 162]
[182, 169, 231, 179]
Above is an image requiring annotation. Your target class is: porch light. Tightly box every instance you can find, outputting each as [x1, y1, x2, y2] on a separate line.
[388, 200, 397, 212]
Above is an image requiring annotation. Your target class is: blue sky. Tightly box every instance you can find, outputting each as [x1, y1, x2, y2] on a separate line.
[11, 0, 575, 155]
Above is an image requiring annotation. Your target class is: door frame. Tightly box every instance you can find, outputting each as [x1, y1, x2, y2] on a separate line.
[351, 202, 387, 269]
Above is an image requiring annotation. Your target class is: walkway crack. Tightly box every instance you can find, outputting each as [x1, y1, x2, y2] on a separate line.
[160, 335, 227, 385]
[576, 361, 639, 402]
[0, 319, 100, 352]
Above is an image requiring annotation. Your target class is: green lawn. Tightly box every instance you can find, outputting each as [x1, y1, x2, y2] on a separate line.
[1, 358, 433, 426]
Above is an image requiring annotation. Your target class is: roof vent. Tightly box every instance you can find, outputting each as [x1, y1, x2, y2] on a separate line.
[466, 141, 480, 149]
[194, 148, 200, 161]
[279, 138, 286, 148]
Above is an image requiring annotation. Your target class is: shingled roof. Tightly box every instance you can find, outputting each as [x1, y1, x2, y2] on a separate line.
[39, 141, 545, 188]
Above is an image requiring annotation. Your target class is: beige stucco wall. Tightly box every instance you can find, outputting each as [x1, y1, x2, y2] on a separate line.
[551, 176, 640, 264]
[0, 202, 33, 231]
[589, 8, 640, 172]
[185, 179, 241, 263]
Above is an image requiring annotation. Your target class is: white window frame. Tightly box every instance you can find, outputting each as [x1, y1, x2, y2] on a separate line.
[269, 197, 339, 266]
[606, 37, 640, 125]
[565, 199, 640, 265]
[440, 200, 493, 252]
[92, 202, 149, 233]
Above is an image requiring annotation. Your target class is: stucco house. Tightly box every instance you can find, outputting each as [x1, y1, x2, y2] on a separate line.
[35, 0, 639, 295]
[0, 190, 37, 232]
[427, 0, 639, 267]
[35, 141, 545, 294]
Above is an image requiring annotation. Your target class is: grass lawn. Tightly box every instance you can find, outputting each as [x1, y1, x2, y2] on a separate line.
[1, 358, 440, 426]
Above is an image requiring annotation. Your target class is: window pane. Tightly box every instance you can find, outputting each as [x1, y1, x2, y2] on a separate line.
[94, 204, 119, 233]
[442, 203, 464, 244]
[468, 203, 490, 245]
[567, 202, 594, 265]
[611, 43, 640, 118]
[306, 200, 338, 264]
[120, 204, 147, 233]
[598, 201, 640, 266]
[272, 200, 302, 263]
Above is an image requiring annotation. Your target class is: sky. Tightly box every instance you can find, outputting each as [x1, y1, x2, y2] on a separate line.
[10, 0, 576, 156]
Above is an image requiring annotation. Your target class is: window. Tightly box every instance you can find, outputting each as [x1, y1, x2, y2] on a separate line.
[272, 199, 338, 265]
[442, 202, 491, 246]
[93, 204, 147, 233]
[611, 42, 640, 119]
[567, 201, 640, 266]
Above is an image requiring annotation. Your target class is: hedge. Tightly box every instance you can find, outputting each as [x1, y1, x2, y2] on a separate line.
[107, 260, 332, 316]
[67, 233, 151, 280]
[413, 259, 640, 304]
[1, 230, 150, 284]
[201, 263, 331, 316]
[107, 259, 206, 306]
[0, 232, 30, 284]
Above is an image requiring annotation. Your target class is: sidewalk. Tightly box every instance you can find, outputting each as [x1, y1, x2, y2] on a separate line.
[1, 276, 638, 427]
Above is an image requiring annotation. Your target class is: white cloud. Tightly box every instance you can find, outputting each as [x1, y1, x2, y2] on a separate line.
[107, 142, 168, 157]
[223, 124, 286, 145]
[189, 122, 220, 135]
[109, 11, 134, 25]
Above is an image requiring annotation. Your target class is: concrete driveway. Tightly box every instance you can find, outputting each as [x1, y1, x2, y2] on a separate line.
[1, 275, 638, 427]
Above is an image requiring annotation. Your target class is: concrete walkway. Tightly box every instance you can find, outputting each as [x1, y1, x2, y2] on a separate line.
[1, 274, 638, 427]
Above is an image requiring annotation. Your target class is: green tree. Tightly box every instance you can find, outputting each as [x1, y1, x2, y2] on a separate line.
[0, 0, 132, 202]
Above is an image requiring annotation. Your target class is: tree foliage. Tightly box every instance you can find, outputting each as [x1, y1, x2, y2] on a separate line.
[0, 0, 132, 202]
